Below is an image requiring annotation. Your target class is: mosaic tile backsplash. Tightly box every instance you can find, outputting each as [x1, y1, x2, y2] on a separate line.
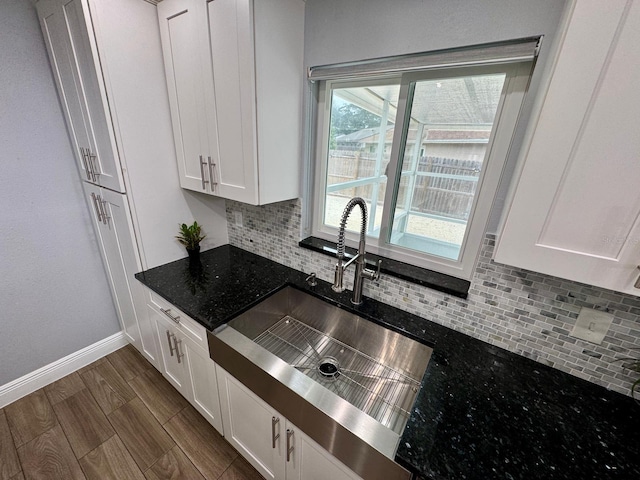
[226, 199, 640, 396]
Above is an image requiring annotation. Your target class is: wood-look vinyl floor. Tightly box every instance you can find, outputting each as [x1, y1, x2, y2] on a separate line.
[0, 345, 263, 480]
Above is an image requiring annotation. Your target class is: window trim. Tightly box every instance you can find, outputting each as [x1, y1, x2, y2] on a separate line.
[313, 75, 401, 245]
[311, 60, 534, 281]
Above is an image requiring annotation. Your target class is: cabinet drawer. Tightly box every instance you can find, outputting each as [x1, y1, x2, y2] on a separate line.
[147, 289, 208, 350]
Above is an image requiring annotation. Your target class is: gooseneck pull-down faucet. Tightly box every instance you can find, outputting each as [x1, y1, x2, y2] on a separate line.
[332, 197, 382, 305]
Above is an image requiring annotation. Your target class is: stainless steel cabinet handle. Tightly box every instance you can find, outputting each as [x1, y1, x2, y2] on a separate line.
[99, 198, 110, 226]
[81, 147, 92, 181]
[271, 416, 280, 448]
[173, 336, 184, 363]
[199, 155, 209, 190]
[634, 266, 640, 289]
[83, 147, 97, 182]
[286, 429, 294, 462]
[166, 330, 176, 356]
[160, 308, 180, 324]
[88, 151, 100, 182]
[208, 156, 217, 191]
[90, 193, 103, 222]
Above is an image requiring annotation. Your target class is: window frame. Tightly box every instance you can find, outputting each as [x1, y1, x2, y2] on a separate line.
[311, 60, 533, 280]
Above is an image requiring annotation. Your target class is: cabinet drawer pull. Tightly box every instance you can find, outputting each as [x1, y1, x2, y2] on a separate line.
[160, 308, 180, 324]
[166, 330, 176, 356]
[271, 416, 280, 448]
[286, 429, 294, 462]
[173, 336, 184, 363]
[199, 155, 209, 190]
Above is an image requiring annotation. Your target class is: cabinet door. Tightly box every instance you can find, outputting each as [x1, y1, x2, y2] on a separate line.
[153, 309, 191, 393]
[216, 365, 285, 480]
[99, 188, 159, 366]
[495, 0, 640, 296]
[285, 421, 362, 480]
[204, 0, 259, 204]
[36, 0, 124, 192]
[149, 305, 223, 433]
[38, 1, 93, 184]
[182, 336, 223, 434]
[157, 0, 212, 193]
[83, 184, 141, 346]
[251, 0, 304, 205]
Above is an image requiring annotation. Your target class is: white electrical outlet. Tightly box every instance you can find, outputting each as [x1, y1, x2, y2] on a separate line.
[234, 211, 243, 227]
[569, 307, 614, 345]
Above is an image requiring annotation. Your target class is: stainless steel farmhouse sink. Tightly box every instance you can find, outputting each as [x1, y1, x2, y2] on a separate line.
[208, 285, 433, 480]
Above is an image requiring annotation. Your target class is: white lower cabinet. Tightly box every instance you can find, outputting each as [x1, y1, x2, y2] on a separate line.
[152, 307, 190, 392]
[140, 294, 363, 479]
[287, 421, 365, 480]
[216, 365, 284, 480]
[216, 365, 362, 480]
[148, 300, 223, 434]
[83, 183, 159, 367]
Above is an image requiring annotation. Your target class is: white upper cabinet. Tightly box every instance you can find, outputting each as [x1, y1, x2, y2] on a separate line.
[158, 0, 305, 205]
[37, 0, 125, 193]
[495, 0, 640, 296]
[157, 0, 211, 193]
[39, 0, 222, 268]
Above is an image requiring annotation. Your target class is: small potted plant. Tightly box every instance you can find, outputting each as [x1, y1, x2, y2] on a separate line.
[176, 221, 206, 261]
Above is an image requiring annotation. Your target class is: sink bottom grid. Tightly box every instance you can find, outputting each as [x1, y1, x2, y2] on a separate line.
[253, 315, 421, 434]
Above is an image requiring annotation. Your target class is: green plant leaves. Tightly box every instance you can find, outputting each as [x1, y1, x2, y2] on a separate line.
[176, 221, 206, 250]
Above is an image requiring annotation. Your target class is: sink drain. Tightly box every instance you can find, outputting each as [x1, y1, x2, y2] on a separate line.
[317, 356, 340, 381]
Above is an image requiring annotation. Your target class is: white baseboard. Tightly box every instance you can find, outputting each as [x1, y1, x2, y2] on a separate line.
[0, 332, 128, 408]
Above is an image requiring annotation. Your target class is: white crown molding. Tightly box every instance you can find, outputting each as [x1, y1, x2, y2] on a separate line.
[0, 332, 127, 408]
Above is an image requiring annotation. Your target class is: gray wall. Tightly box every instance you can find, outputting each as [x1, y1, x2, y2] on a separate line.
[304, 0, 568, 232]
[304, 0, 566, 66]
[0, 0, 120, 385]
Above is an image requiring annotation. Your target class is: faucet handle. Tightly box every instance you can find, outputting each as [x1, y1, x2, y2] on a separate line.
[373, 259, 382, 280]
[364, 259, 382, 282]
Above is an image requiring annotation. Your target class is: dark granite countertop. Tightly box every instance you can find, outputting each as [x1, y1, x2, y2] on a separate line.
[136, 245, 640, 480]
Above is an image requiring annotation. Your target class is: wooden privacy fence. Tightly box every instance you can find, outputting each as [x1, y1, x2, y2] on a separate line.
[327, 151, 386, 202]
[327, 151, 482, 221]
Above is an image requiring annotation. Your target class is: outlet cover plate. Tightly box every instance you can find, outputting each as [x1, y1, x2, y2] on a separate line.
[569, 307, 614, 345]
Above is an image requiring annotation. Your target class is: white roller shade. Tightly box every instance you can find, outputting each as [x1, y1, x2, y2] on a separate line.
[308, 37, 541, 82]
